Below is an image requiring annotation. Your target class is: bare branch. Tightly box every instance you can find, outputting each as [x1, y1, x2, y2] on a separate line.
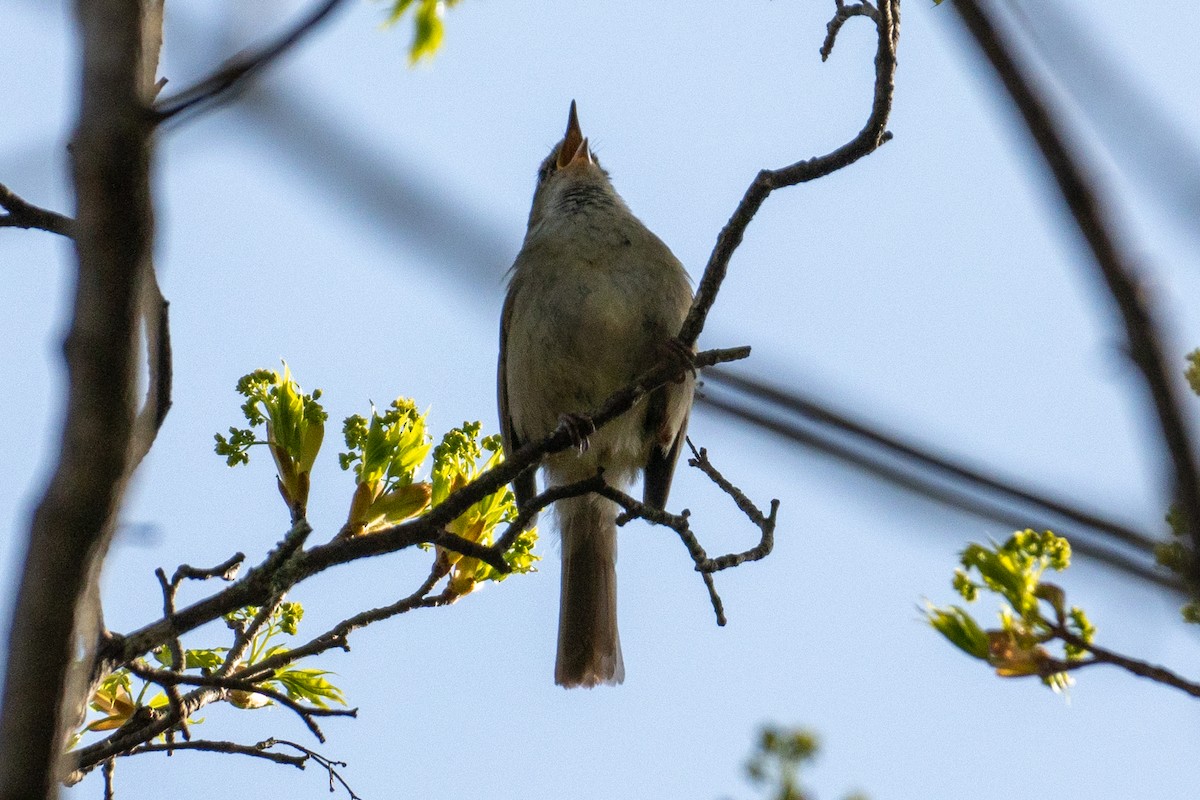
[685, 441, 779, 572]
[219, 594, 285, 678]
[152, 569, 189, 745]
[678, 0, 899, 348]
[266, 739, 361, 799]
[0, 182, 75, 237]
[494, 474, 609, 552]
[130, 271, 172, 469]
[153, 0, 352, 123]
[822, 1, 880, 61]
[1047, 625, 1200, 699]
[125, 739, 306, 769]
[171, 553, 245, 585]
[70, 685, 224, 779]
[952, 0, 1200, 585]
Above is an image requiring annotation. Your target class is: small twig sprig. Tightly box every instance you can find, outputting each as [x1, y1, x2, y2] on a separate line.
[0, 181, 75, 237]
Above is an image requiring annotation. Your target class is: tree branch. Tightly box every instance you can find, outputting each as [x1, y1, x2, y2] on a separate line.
[952, 0, 1200, 585]
[1047, 626, 1200, 700]
[0, 0, 155, 796]
[0, 182, 75, 237]
[678, 0, 899, 348]
[124, 739, 307, 768]
[152, 0, 352, 122]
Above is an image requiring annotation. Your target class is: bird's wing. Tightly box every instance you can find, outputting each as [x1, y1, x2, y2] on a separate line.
[642, 382, 690, 510]
[498, 279, 538, 510]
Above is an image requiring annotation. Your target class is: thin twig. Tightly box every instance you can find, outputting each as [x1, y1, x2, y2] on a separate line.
[493, 474, 609, 552]
[219, 594, 285, 677]
[171, 553, 245, 584]
[101, 758, 114, 800]
[822, 1, 880, 61]
[152, 0, 352, 122]
[125, 739, 306, 768]
[268, 739, 362, 800]
[0, 181, 75, 237]
[1048, 626, 1200, 699]
[952, 0, 1200, 585]
[152, 568, 189, 744]
[243, 569, 452, 683]
[678, 0, 898, 348]
[591, 481, 729, 624]
[686, 440, 778, 572]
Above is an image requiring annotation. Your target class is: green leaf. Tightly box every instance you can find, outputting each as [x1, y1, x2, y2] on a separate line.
[925, 604, 990, 660]
[184, 648, 227, 671]
[382, 0, 458, 64]
[272, 668, 347, 709]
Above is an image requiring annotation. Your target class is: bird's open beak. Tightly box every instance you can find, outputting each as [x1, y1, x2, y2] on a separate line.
[557, 100, 592, 169]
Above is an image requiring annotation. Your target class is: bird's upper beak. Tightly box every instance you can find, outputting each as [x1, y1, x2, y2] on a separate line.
[557, 100, 592, 169]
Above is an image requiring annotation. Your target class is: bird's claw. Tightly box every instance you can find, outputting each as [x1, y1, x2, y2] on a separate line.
[559, 412, 595, 453]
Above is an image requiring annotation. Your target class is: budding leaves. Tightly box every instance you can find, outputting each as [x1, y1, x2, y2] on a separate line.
[926, 529, 1094, 694]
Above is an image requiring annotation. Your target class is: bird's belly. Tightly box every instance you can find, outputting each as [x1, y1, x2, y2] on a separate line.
[506, 269, 662, 476]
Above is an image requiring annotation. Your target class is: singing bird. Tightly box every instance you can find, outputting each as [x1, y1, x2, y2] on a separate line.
[498, 102, 695, 687]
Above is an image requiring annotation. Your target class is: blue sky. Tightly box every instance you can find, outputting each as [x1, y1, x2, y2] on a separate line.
[4, 1, 1200, 797]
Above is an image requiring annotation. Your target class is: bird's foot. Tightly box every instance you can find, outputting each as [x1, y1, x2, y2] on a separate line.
[662, 336, 697, 382]
[558, 412, 595, 453]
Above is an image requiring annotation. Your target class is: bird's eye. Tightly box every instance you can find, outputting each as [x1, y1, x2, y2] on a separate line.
[537, 161, 555, 184]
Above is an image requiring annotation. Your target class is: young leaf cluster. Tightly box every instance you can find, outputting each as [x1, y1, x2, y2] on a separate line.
[926, 529, 1094, 693]
[224, 603, 346, 710]
[213, 364, 538, 584]
[1153, 349, 1200, 622]
[743, 725, 866, 800]
[76, 602, 344, 742]
[213, 365, 327, 515]
[431, 422, 538, 596]
[340, 399, 433, 536]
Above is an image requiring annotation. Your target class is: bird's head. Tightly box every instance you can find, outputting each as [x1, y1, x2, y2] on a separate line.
[527, 101, 622, 230]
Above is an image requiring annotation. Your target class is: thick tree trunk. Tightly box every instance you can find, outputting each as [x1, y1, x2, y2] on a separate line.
[0, 1, 155, 796]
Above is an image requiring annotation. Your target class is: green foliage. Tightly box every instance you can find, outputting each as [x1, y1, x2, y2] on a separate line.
[1185, 348, 1200, 396]
[1153, 351, 1200, 622]
[213, 362, 538, 592]
[926, 605, 989, 660]
[926, 530, 1094, 693]
[77, 601, 348, 741]
[431, 423, 538, 596]
[213, 365, 328, 514]
[743, 725, 865, 800]
[341, 399, 434, 536]
[383, 0, 462, 64]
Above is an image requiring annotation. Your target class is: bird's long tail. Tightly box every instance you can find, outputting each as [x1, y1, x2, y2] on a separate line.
[555, 493, 624, 688]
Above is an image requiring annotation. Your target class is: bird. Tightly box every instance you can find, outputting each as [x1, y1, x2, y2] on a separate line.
[498, 101, 695, 687]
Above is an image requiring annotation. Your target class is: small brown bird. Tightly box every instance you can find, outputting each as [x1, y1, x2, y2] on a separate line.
[498, 102, 695, 687]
